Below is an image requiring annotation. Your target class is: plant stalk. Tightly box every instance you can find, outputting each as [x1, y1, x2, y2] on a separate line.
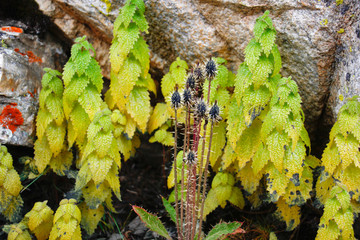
[173, 109, 182, 240]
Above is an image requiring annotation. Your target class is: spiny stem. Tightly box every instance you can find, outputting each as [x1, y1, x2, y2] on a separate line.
[198, 121, 215, 239]
[180, 106, 190, 234]
[173, 109, 182, 240]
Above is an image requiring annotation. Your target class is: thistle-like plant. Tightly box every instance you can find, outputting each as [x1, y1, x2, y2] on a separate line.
[315, 97, 360, 239]
[34, 68, 72, 175]
[106, 0, 155, 160]
[62, 36, 103, 150]
[0, 144, 23, 222]
[133, 59, 245, 240]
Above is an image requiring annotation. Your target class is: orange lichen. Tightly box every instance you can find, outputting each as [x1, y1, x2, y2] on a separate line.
[0, 105, 24, 133]
[0, 26, 23, 33]
[27, 91, 34, 98]
[14, 48, 42, 63]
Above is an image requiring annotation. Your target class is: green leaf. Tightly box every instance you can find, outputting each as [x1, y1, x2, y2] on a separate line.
[161, 197, 176, 224]
[270, 103, 291, 131]
[114, 2, 136, 30]
[132, 206, 172, 240]
[85, 58, 103, 93]
[204, 222, 243, 240]
[259, 29, 276, 56]
[110, 24, 140, 73]
[254, 19, 268, 41]
[75, 49, 92, 76]
[271, 45, 282, 76]
[126, 86, 151, 133]
[252, 56, 273, 87]
[133, 10, 149, 32]
[245, 39, 262, 72]
[335, 134, 359, 169]
[132, 38, 150, 76]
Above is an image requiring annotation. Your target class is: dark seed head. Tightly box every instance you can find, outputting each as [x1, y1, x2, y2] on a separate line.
[185, 151, 197, 165]
[183, 87, 193, 106]
[171, 88, 181, 109]
[209, 101, 221, 122]
[186, 73, 196, 90]
[205, 58, 217, 80]
[193, 65, 204, 82]
[194, 99, 207, 119]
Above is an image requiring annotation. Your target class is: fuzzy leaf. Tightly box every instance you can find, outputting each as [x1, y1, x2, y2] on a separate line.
[77, 84, 102, 121]
[252, 56, 273, 87]
[238, 161, 263, 194]
[45, 122, 66, 156]
[114, 2, 136, 30]
[259, 29, 276, 56]
[132, 38, 150, 76]
[271, 45, 282, 76]
[267, 130, 288, 172]
[245, 39, 262, 72]
[79, 202, 104, 235]
[162, 196, 176, 224]
[132, 206, 172, 240]
[126, 86, 151, 133]
[111, 24, 140, 73]
[148, 103, 170, 134]
[203, 189, 220, 219]
[205, 222, 243, 240]
[276, 197, 300, 231]
[234, 64, 252, 105]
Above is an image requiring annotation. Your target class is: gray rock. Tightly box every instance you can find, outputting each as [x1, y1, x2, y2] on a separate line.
[0, 20, 67, 146]
[34, 0, 360, 138]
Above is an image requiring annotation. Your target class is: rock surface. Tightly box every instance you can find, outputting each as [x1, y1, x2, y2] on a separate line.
[0, 20, 67, 146]
[33, 0, 360, 140]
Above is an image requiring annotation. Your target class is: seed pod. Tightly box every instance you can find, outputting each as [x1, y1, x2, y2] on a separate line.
[185, 150, 197, 165]
[194, 99, 207, 119]
[171, 87, 182, 109]
[209, 101, 221, 122]
[205, 58, 217, 80]
[186, 73, 196, 90]
[183, 87, 193, 107]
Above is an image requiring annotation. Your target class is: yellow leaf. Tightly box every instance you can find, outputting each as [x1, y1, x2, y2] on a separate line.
[93, 131, 113, 159]
[126, 86, 151, 133]
[7, 223, 31, 240]
[34, 137, 52, 173]
[235, 118, 262, 169]
[315, 220, 340, 240]
[316, 176, 335, 205]
[252, 142, 270, 175]
[4, 169, 22, 196]
[89, 156, 113, 185]
[275, 197, 300, 231]
[203, 189, 220, 219]
[265, 163, 288, 201]
[79, 202, 104, 235]
[167, 151, 185, 189]
[82, 181, 111, 209]
[322, 144, 341, 175]
[26, 201, 54, 240]
[222, 143, 237, 170]
[50, 149, 73, 176]
[283, 140, 306, 180]
[335, 134, 359, 169]
[124, 113, 137, 139]
[267, 130, 289, 172]
[339, 163, 360, 199]
[117, 135, 132, 161]
[45, 122, 66, 156]
[228, 187, 245, 209]
[214, 185, 233, 208]
[105, 162, 121, 200]
[148, 103, 171, 134]
[238, 161, 263, 194]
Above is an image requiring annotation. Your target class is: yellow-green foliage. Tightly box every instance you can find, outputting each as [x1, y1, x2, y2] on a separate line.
[24, 201, 54, 240]
[34, 68, 73, 175]
[75, 109, 121, 209]
[62, 36, 103, 149]
[203, 172, 244, 219]
[6, 223, 31, 240]
[106, 0, 154, 138]
[316, 185, 354, 240]
[79, 202, 104, 235]
[316, 98, 360, 239]
[49, 199, 82, 240]
[0, 145, 23, 222]
[213, 11, 316, 230]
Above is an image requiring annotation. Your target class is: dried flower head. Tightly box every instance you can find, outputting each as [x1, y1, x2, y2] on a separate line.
[209, 101, 222, 122]
[194, 98, 207, 119]
[185, 150, 197, 165]
[193, 65, 204, 83]
[186, 73, 196, 90]
[183, 86, 193, 107]
[205, 58, 217, 80]
[171, 87, 181, 109]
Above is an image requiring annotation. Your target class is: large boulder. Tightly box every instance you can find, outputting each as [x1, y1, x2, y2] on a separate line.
[0, 20, 67, 146]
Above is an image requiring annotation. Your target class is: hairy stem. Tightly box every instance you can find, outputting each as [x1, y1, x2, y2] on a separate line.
[197, 121, 214, 239]
[173, 110, 182, 240]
